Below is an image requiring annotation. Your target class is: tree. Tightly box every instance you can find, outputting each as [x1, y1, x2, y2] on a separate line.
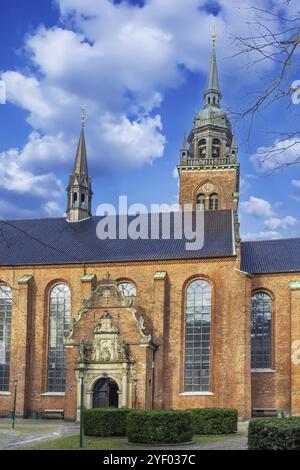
[232, 0, 300, 170]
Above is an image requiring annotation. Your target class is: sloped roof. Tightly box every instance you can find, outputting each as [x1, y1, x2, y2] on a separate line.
[241, 238, 300, 274]
[0, 210, 234, 266]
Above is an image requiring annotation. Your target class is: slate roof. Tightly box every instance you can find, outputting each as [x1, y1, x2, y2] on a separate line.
[241, 238, 300, 275]
[0, 210, 234, 266]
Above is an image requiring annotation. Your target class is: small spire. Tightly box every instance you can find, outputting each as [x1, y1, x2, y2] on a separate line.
[182, 131, 187, 150]
[74, 126, 88, 176]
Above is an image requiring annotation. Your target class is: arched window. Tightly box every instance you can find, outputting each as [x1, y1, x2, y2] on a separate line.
[0, 285, 12, 392]
[118, 282, 137, 298]
[73, 192, 78, 208]
[209, 193, 218, 210]
[251, 292, 272, 369]
[212, 138, 221, 158]
[48, 284, 71, 392]
[80, 193, 86, 209]
[198, 138, 206, 157]
[196, 194, 206, 211]
[185, 279, 212, 392]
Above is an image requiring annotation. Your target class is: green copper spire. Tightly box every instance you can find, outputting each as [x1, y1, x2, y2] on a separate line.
[203, 31, 222, 108]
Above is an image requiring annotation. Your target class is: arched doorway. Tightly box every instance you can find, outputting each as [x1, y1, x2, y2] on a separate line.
[92, 378, 119, 408]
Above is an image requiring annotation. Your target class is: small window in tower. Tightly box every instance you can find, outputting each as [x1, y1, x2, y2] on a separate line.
[80, 193, 86, 209]
[208, 97, 211, 105]
[198, 138, 206, 157]
[212, 138, 221, 158]
[73, 193, 78, 208]
[232, 150, 236, 155]
[196, 194, 206, 211]
[213, 97, 216, 105]
[209, 193, 218, 210]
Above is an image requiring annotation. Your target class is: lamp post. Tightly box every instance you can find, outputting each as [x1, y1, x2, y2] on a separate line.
[12, 379, 18, 429]
[79, 365, 85, 448]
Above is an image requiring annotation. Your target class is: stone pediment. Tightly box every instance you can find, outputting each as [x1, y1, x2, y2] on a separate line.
[65, 274, 152, 346]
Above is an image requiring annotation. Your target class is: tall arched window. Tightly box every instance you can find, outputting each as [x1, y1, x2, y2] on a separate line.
[48, 284, 71, 392]
[209, 193, 218, 210]
[0, 285, 12, 392]
[185, 279, 212, 392]
[251, 292, 272, 369]
[118, 282, 137, 298]
[196, 194, 206, 211]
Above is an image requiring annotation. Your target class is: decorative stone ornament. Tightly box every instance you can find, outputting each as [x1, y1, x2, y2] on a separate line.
[201, 182, 214, 193]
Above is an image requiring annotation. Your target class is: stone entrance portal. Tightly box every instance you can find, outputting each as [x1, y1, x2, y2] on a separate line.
[92, 377, 119, 408]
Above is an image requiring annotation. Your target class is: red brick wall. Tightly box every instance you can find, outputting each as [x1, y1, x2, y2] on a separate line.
[0, 256, 254, 420]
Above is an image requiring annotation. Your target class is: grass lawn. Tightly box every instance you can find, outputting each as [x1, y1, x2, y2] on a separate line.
[16, 434, 237, 450]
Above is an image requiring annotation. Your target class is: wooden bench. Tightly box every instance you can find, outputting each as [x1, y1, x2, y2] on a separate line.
[252, 408, 278, 417]
[43, 409, 64, 419]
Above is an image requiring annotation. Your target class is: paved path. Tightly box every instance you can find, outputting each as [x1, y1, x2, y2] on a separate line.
[0, 419, 79, 450]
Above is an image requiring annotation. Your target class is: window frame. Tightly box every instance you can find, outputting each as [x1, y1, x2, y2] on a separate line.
[183, 279, 213, 393]
[251, 290, 273, 371]
[117, 281, 137, 298]
[47, 283, 71, 393]
[209, 193, 219, 210]
[0, 285, 12, 392]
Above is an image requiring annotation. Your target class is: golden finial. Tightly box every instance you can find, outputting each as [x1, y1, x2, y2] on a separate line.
[212, 26, 217, 45]
[81, 106, 86, 128]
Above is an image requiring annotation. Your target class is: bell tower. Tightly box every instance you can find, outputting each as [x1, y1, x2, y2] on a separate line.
[178, 32, 240, 221]
[66, 109, 93, 223]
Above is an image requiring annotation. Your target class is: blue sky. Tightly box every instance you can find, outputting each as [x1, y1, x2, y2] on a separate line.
[0, 0, 300, 240]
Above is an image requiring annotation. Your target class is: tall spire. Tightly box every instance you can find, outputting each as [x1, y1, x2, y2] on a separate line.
[73, 127, 88, 176]
[203, 31, 222, 108]
[73, 107, 88, 176]
[66, 109, 93, 223]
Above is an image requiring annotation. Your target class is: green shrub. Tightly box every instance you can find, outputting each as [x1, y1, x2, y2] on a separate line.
[248, 418, 300, 450]
[188, 408, 238, 435]
[84, 408, 132, 437]
[127, 410, 193, 444]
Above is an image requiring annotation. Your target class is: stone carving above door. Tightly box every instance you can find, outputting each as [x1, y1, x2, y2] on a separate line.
[77, 311, 133, 364]
[65, 274, 152, 346]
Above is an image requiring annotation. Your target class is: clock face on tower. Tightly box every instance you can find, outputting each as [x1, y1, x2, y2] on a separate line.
[201, 183, 214, 193]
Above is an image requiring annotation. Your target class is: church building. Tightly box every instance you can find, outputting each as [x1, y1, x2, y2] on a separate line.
[1, 35, 300, 420]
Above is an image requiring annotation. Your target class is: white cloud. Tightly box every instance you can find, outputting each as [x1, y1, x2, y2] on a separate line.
[0, 137, 64, 199]
[43, 201, 64, 216]
[0, 0, 289, 216]
[250, 139, 300, 173]
[264, 216, 298, 231]
[99, 113, 166, 166]
[242, 230, 280, 241]
[292, 180, 300, 189]
[240, 196, 273, 217]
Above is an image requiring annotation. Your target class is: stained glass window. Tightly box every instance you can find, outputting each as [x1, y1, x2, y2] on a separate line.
[185, 279, 211, 392]
[0, 285, 12, 392]
[47, 284, 71, 392]
[251, 292, 272, 369]
[118, 282, 137, 298]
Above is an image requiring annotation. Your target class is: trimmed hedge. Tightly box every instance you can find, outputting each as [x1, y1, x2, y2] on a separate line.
[189, 408, 238, 435]
[84, 408, 132, 437]
[127, 410, 193, 444]
[248, 418, 300, 450]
